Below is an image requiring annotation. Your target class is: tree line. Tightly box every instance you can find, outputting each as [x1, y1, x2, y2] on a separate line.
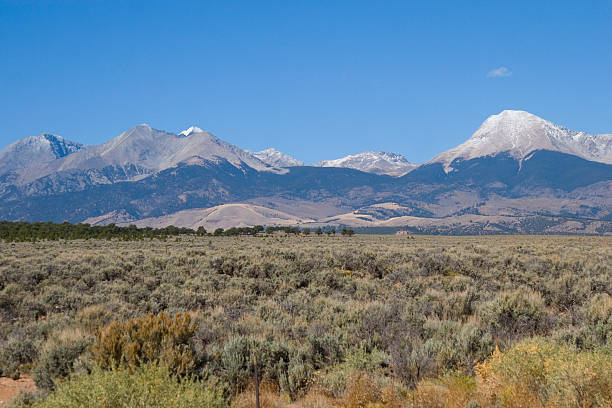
[0, 221, 354, 242]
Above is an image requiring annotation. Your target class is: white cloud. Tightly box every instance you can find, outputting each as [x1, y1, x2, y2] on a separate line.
[487, 66, 512, 78]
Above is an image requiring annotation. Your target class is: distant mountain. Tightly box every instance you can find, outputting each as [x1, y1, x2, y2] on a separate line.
[252, 148, 304, 167]
[0, 133, 82, 175]
[430, 110, 612, 172]
[1, 111, 611, 234]
[315, 151, 418, 176]
[10, 124, 283, 186]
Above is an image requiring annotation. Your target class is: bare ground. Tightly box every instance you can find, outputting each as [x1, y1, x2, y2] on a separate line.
[0, 376, 36, 407]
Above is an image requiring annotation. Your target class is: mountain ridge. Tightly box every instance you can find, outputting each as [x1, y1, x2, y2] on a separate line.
[0, 133, 83, 175]
[315, 151, 419, 176]
[4, 110, 611, 180]
[1, 110, 611, 234]
[252, 148, 304, 167]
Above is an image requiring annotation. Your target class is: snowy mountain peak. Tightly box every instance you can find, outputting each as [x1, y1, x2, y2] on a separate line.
[497, 109, 534, 118]
[0, 133, 83, 174]
[315, 151, 418, 176]
[431, 110, 612, 171]
[10, 123, 285, 185]
[179, 126, 205, 137]
[252, 148, 304, 167]
[472, 110, 547, 140]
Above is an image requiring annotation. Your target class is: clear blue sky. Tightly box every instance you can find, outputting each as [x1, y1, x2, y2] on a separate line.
[1, 0, 611, 163]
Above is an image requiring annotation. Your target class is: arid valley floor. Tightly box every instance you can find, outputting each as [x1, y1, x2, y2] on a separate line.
[1, 235, 611, 407]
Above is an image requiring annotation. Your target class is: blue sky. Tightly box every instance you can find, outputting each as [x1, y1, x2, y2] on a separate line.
[1, 0, 611, 163]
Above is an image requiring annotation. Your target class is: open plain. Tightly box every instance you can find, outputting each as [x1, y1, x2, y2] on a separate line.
[1, 234, 611, 407]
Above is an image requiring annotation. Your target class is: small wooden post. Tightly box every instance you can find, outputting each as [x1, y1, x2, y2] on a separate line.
[254, 354, 260, 408]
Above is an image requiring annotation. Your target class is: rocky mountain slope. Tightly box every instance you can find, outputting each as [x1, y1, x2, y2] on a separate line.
[430, 110, 612, 172]
[0, 133, 83, 175]
[315, 151, 418, 176]
[252, 148, 304, 167]
[1, 110, 611, 234]
[10, 124, 283, 186]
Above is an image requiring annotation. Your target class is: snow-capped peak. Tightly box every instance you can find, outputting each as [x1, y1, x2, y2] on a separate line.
[315, 151, 419, 176]
[430, 110, 612, 171]
[0, 133, 83, 174]
[252, 148, 304, 167]
[179, 126, 205, 137]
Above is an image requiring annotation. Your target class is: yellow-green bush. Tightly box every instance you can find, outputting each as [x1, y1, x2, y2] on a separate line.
[410, 373, 476, 408]
[318, 345, 390, 398]
[582, 293, 612, 347]
[15, 363, 225, 408]
[475, 338, 612, 408]
[90, 311, 197, 376]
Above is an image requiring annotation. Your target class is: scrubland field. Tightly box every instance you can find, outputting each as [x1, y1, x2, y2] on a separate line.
[1, 235, 611, 407]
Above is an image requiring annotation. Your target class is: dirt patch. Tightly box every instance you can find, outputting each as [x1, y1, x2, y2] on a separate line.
[0, 376, 37, 407]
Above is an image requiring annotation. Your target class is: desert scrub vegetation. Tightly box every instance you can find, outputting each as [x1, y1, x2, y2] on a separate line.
[474, 338, 612, 408]
[0, 234, 611, 407]
[90, 311, 197, 375]
[10, 363, 224, 408]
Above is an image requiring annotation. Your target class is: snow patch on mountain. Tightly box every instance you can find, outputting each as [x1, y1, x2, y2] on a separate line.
[315, 151, 418, 176]
[252, 148, 304, 167]
[179, 126, 205, 137]
[431, 110, 612, 172]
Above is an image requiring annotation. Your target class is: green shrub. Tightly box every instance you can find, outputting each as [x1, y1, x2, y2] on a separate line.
[0, 284, 22, 320]
[319, 344, 389, 397]
[33, 329, 92, 390]
[343, 344, 388, 372]
[308, 333, 344, 368]
[480, 288, 550, 344]
[423, 320, 493, 371]
[218, 335, 252, 393]
[15, 364, 225, 408]
[217, 335, 312, 399]
[6, 390, 47, 408]
[582, 293, 612, 347]
[389, 339, 435, 388]
[0, 338, 37, 379]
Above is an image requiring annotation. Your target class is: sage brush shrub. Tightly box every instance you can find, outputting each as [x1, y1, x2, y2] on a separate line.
[422, 320, 493, 371]
[479, 288, 551, 344]
[0, 338, 37, 379]
[33, 330, 92, 390]
[90, 311, 198, 376]
[14, 364, 225, 408]
[581, 293, 612, 347]
[217, 335, 312, 400]
[0, 235, 610, 406]
[389, 338, 436, 388]
[475, 338, 612, 408]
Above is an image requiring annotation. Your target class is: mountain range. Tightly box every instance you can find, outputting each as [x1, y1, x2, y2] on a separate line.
[315, 151, 418, 176]
[1, 110, 611, 234]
